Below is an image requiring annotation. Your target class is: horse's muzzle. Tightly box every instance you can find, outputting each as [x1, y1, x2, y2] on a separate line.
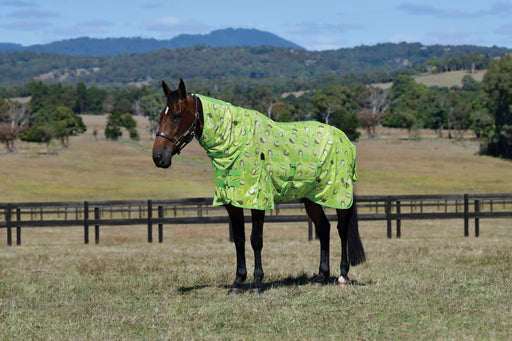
[153, 152, 172, 168]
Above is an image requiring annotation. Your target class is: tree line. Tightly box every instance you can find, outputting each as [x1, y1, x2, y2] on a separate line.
[1, 43, 510, 89]
[1, 55, 512, 158]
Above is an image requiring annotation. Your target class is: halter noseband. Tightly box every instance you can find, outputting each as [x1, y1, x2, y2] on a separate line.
[156, 95, 200, 155]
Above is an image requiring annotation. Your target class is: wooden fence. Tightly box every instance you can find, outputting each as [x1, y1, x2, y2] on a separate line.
[1, 193, 512, 245]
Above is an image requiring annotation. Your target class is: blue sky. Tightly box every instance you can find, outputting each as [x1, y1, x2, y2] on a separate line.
[1, 0, 512, 51]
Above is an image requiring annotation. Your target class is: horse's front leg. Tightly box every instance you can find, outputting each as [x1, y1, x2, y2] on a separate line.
[250, 209, 265, 294]
[225, 204, 246, 294]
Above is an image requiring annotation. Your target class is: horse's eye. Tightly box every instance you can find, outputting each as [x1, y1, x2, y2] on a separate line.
[172, 113, 182, 122]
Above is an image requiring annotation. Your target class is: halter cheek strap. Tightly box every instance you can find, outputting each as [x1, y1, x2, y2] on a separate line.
[156, 95, 200, 155]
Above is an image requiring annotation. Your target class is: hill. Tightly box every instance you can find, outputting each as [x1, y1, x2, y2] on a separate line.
[0, 28, 303, 56]
[0, 41, 510, 89]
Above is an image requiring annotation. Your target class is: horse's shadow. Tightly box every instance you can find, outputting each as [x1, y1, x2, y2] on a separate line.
[177, 273, 371, 294]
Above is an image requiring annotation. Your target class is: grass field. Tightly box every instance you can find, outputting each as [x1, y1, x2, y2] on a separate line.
[1, 220, 511, 339]
[373, 70, 487, 89]
[2, 115, 512, 201]
[1, 114, 512, 339]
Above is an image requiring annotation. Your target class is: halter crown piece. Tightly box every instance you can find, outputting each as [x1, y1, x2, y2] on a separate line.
[156, 95, 200, 155]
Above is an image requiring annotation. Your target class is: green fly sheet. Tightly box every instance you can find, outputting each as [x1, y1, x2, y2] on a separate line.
[196, 94, 357, 210]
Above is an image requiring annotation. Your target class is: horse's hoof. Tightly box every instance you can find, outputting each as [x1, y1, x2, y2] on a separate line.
[312, 273, 329, 286]
[227, 287, 244, 295]
[338, 275, 354, 286]
[249, 287, 262, 295]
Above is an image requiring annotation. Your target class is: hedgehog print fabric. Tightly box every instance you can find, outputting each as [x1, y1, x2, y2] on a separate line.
[196, 94, 357, 210]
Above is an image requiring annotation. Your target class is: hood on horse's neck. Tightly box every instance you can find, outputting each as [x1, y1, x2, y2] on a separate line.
[193, 95, 205, 140]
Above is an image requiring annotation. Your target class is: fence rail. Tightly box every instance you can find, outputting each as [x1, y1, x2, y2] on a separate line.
[1, 193, 512, 245]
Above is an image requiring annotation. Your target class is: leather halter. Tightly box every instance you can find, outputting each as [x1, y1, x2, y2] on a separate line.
[156, 95, 200, 155]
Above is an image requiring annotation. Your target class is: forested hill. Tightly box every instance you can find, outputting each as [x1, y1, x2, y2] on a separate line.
[0, 28, 302, 56]
[0, 42, 511, 89]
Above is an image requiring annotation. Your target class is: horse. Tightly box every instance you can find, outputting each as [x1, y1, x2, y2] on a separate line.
[152, 79, 366, 294]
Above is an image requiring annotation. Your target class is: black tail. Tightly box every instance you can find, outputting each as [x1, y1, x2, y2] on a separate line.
[347, 199, 366, 266]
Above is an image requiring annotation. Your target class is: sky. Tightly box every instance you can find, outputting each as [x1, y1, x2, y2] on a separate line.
[1, 0, 512, 51]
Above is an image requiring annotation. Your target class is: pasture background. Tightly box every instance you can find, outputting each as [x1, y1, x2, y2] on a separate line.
[1, 115, 512, 339]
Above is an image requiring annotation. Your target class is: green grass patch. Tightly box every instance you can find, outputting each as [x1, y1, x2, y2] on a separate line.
[1, 221, 511, 339]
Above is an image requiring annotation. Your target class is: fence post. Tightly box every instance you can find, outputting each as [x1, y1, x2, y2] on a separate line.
[147, 200, 153, 243]
[464, 194, 469, 237]
[84, 201, 89, 244]
[474, 199, 480, 237]
[16, 208, 21, 245]
[396, 200, 401, 238]
[158, 205, 163, 243]
[6, 204, 12, 246]
[94, 207, 100, 244]
[386, 196, 392, 239]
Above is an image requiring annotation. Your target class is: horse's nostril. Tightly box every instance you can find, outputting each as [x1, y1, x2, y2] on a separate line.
[153, 152, 162, 164]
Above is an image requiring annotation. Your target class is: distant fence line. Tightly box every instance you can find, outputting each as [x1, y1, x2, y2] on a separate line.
[1, 193, 512, 246]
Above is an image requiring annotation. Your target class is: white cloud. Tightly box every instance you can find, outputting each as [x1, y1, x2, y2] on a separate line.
[10, 9, 59, 18]
[144, 16, 210, 34]
[53, 20, 114, 37]
[0, 0, 36, 7]
[0, 19, 50, 31]
[388, 33, 421, 44]
[397, 2, 512, 19]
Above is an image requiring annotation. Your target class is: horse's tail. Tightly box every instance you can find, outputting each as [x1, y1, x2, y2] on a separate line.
[347, 197, 366, 266]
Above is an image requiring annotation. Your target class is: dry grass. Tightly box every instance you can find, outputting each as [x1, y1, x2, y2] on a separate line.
[2, 115, 511, 202]
[1, 219, 511, 340]
[374, 70, 486, 89]
[356, 137, 512, 194]
[1, 114, 512, 339]
[0, 115, 214, 201]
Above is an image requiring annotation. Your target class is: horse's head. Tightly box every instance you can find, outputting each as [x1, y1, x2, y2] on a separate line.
[152, 79, 202, 168]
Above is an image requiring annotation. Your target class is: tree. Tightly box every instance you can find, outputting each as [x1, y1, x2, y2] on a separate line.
[21, 105, 86, 149]
[356, 86, 389, 138]
[310, 85, 361, 140]
[330, 107, 360, 141]
[75, 81, 87, 114]
[114, 98, 133, 114]
[482, 54, 512, 158]
[384, 75, 431, 138]
[28, 81, 76, 114]
[0, 99, 29, 152]
[104, 111, 139, 140]
[139, 92, 164, 138]
[423, 87, 449, 137]
[105, 112, 123, 140]
[85, 86, 108, 114]
[470, 110, 494, 139]
[446, 91, 472, 139]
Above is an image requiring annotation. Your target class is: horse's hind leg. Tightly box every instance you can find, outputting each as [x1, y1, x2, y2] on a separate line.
[250, 209, 265, 294]
[303, 199, 331, 284]
[336, 208, 350, 284]
[336, 201, 366, 285]
[225, 204, 247, 294]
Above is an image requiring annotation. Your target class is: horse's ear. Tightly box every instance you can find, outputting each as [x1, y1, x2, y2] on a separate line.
[178, 78, 187, 99]
[162, 81, 172, 95]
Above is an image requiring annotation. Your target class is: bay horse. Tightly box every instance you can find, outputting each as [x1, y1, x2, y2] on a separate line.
[152, 79, 366, 294]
